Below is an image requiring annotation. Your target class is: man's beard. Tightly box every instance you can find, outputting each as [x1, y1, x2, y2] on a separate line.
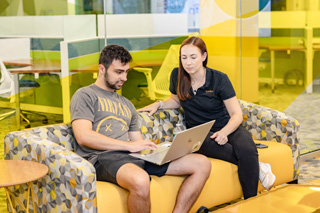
[104, 71, 121, 90]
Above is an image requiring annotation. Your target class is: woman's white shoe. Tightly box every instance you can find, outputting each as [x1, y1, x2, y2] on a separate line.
[259, 162, 276, 191]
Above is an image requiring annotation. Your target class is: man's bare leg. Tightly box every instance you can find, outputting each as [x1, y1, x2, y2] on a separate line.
[117, 163, 151, 213]
[166, 153, 211, 213]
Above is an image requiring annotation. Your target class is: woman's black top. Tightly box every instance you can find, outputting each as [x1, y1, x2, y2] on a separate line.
[169, 67, 236, 131]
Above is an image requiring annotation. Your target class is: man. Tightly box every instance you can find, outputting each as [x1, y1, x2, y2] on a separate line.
[70, 44, 211, 213]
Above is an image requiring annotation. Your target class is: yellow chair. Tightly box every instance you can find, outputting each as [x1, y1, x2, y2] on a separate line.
[134, 45, 180, 100]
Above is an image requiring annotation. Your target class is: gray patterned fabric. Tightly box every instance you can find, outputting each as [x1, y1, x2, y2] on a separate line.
[4, 100, 300, 212]
[4, 125, 96, 212]
[239, 100, 300, 179]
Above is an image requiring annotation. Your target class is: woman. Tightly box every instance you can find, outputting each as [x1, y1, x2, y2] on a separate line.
[138, 36, 275, 199]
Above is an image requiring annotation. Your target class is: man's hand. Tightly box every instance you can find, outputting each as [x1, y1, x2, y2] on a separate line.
[128, 140, 158, 153]
[210, 131, 228, 145]
[137, 102, 160, 116]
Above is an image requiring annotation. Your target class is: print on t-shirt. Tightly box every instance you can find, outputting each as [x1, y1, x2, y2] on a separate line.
[96, 96, 132, 140]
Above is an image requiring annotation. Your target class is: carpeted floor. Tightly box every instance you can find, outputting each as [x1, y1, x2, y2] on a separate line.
[299, 156, 320, 185]
[282, 83, 320, 155]
[1, 83, 320, 212]
[259, 83, 320, 155]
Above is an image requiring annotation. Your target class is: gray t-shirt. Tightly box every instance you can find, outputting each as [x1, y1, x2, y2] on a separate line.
[70, 84, 140, 158]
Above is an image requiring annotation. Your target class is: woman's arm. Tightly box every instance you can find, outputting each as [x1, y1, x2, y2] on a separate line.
[137, 94, 181, 116]
[210, 96, 243, 145]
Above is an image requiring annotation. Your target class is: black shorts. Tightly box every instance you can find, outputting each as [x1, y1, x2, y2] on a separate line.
[94, 151, 170, 185]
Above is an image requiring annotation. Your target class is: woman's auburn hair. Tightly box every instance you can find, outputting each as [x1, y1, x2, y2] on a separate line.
[177, 36, 208, 101]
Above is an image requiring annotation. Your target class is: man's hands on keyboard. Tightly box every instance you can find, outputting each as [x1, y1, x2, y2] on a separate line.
[140, 142, 171, 155]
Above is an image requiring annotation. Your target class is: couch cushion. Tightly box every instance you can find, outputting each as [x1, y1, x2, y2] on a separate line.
[138, 109, 185, 143]
[29, 124, 74, 151]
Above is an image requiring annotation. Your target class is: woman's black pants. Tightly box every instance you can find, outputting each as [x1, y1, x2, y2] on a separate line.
[196, 125, 259, 199]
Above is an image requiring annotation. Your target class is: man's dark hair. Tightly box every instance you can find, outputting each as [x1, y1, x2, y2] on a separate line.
[99, 44, 132, 70]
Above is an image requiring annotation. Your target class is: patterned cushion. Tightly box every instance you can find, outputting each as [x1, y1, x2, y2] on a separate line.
[239, 100, 300, 179]
[4, 130, 96, 212]
[138, 109, 185, 143]
[28, 123, 75, 151]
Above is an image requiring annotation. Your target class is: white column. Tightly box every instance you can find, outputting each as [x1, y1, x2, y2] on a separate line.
[60, 41, 71, 122]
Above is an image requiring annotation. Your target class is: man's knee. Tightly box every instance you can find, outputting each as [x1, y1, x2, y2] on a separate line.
[130, 172, 150, 194]
[117, 163, 150, 196]
[188, 154, 211, 176]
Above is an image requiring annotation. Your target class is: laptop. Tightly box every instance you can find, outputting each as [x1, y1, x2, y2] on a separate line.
[129, 120, 215, 165]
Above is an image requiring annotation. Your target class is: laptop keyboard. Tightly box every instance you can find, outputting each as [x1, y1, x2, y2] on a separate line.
[154, 144, 170, 152]
[136, 143, 171, 163]
[150, 149, 168, 161]
[140, 143, 169, 156]
[141, 145, 166, 155]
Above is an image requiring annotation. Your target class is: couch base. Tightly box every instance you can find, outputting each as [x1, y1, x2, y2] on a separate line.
[96, 141, 294, 213]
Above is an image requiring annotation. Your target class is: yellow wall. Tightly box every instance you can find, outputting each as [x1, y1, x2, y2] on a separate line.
[200, 0, 259, 103]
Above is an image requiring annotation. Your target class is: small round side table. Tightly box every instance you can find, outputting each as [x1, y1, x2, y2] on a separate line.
[0, 160, 48, 213]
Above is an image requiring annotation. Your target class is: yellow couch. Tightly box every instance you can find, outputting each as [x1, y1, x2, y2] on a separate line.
[97, 141, 293, 213]
[4, 100, 299, 212]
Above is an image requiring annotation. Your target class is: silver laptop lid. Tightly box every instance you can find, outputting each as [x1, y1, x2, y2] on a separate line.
[129, 120, 215, 165]
[160, 120, 215, 164]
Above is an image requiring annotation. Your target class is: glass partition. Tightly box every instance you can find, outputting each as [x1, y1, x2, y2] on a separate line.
[257, 0, 320, 155]
[0, 0, 253, 122]
[0, 0, 319, 153]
